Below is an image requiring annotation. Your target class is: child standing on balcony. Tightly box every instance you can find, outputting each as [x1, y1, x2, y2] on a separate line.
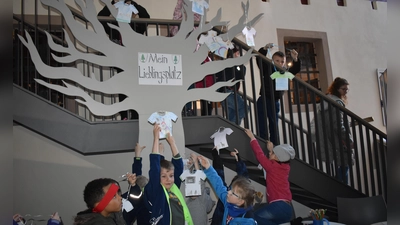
[244, 129, 295, 225]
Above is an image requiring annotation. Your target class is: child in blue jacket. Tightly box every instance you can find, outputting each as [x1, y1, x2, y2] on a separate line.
[143, 124, 193, 225]
[198, 154, 256, 224]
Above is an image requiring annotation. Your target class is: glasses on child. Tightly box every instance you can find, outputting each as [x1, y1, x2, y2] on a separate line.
[227, 186, 241, 199]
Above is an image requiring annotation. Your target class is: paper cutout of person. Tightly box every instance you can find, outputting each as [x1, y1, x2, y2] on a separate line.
[180, 170, 206, 196]
[190, 0, 209, 15]
[210, 127, 234, 150]
[199, 31, 234, 58]
[148, 111, 178, 139]
[199, 30, 217, 45]
[114, 1, 139, 23]
[242, 27, 256, 47]
[270, 71, 295, 91]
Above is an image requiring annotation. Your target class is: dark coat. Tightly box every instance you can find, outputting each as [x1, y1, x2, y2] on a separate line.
[256, 47, 301, 101]
[311, 94, 354, 166]
[74, 209, 126, 225]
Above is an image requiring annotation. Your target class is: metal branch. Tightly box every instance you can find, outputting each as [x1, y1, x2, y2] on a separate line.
[173, 0, 195, 40]
[198, 49, 254, 76]
[44, 29, 118, 66]
[188, 8, 228, 40]
[35, 79, 130, 116]
[190, 44, 210, 66]
[74, 0, 106, 36]
[40, 0, 120, 55]
[220, 13, 264, 42]
[186, 81, 234, 102]
[98, 0, 146, 47]
[100, 0, 118, 18]
[18, 31, 125, 94]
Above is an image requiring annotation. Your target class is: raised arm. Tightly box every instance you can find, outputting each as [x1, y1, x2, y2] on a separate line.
[166, 133, 183, 187]
[148, 124, 162, 185]
[133, 143, 146, 175]
[126, 172, 137, 186]
[135, 143, 146, 158]
[166, 133, 179, 157]
[231, 148, 249, 178]
[288, 49, 301, 74]
[198, 155, 228, 205]
[244, 129, 273, 171]
[144, 124, 163, 211]
[191, 153, 200, 171]
[152, 124, 161, 154]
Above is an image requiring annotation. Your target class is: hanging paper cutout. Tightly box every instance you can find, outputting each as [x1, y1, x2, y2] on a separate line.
[275, 78, 289, 91]
[270, 71, 295, 91]
[148, 111, 178, 139]
[180, 170, 206, 196]
[212, 39, 234, 58]
[122, 198, 134, 212]
[267, 43, 278, 59]
[199, 30, 217, 46]
[210, 127, 233, 150]
[199, 30, 234, 58]
[190, 0, 209, 15]
[114, 1, 139, 23]
[270, 71, 295, 80]
[242, 27, 256, 46]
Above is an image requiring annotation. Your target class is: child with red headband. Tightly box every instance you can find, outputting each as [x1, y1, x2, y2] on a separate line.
[74, 178, 126, 225]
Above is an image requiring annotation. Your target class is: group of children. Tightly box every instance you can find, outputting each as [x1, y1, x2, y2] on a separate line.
[12, 0, 303, 224]
[51, 123, 295, 225]
[12, 125, 295, 225]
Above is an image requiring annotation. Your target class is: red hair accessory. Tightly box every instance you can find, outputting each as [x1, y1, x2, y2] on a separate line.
[92, 183, 119, 213]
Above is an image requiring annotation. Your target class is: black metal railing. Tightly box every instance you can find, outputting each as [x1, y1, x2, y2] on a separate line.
[13, 0, 386, 200]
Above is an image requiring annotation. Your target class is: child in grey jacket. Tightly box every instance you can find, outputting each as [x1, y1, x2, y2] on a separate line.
[182, 153, 215, 225]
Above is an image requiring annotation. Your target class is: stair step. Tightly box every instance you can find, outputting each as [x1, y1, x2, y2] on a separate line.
[246, 165, 262, 170]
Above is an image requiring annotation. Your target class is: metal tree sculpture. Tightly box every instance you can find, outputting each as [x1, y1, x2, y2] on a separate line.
[18, 0, 263, 153]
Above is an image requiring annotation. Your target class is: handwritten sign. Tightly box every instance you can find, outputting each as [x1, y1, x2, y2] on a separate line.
[138, 52, 183, 85]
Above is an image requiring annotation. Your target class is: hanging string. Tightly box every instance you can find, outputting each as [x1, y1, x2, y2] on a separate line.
[244, 3, 250, 29]
[224, 24, 229, 41]
[200, 13, 203, 31]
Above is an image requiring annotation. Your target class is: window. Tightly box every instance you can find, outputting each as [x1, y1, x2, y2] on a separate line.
[337, 0, 346, 6]
[377, 68, 387, 126]
[277, 29, 333, 110]
[285, 41, 321, 104]
[301, 0, 309, 5]
[371, 1, 377, 10]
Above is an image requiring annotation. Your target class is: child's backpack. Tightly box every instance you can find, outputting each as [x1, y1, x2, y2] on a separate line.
[228, 213, 257, 225]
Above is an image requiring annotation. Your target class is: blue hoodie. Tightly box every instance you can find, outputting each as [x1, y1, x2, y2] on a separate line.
[143, 153, 193, 225]
[204, 166, 253, 224]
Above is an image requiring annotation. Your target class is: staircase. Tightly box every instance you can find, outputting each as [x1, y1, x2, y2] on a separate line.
[14, 83, 366, 221]
[13, 0, 387, 222]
